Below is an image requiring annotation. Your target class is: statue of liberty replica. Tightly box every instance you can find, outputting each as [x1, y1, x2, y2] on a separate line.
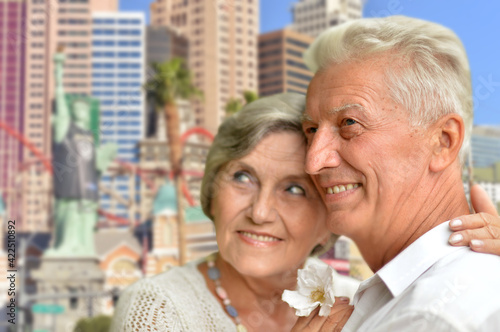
[32, 46, 116, 331]
[45, 45, 116, 257]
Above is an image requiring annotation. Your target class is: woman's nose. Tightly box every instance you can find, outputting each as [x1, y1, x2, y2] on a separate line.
[246, 189, 278, 224]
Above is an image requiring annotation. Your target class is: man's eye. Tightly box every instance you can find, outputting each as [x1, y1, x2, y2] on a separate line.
[287, 185, 305, 195]
[343, 118, 357, 126]
[305, 127, 318, 134]
[233, 171, 251, 183]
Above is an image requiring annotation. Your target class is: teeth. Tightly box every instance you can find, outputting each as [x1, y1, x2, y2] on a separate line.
[326, 183, 359, 195]
[240, 231, 279, 242]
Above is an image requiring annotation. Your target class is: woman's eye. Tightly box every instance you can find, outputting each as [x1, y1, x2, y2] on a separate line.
[287, 185, 305, 195]
[234, 171, 251, 183]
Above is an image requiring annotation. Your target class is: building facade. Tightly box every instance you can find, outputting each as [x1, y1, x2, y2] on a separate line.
[473, 162, 500, 213]
[258, 28, 313, 97]
[91, 12, 146, 220]
[471, 126, 500, 168]
[146, 25, 188, 65]
[292, 0, 363, 37]
[0, 0, 26, 223]
[150, 0, 259, 134]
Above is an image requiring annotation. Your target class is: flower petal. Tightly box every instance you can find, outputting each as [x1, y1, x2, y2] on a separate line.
[282, 290, 310, 307]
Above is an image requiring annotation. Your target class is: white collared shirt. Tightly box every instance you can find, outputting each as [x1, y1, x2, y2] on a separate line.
[343, 221, 500, 332]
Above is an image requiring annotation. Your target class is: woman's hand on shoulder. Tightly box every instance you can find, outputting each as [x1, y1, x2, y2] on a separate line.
[291, 297, 353, 332]
[449, 184, 500, 255]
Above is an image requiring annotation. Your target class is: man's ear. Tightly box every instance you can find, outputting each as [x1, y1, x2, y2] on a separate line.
[429, 114, 464, 173]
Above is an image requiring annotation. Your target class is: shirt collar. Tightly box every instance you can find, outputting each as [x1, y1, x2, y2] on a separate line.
[377, 221, 463, 298]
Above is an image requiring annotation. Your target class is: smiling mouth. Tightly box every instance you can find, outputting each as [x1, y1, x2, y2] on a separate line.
[326, 183, 360, 194]
[238, 231, 282, 242]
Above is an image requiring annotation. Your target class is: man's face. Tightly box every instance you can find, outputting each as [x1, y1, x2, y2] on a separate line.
[72, 100, 90, 130]
[303, 58, 432, 242]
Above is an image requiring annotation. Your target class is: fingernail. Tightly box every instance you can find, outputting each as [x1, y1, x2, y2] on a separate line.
[338, 297, 349, 303]
[449, 233, 463, 244]
[471, 239, 484, 248]
[449, 219, 463, 228]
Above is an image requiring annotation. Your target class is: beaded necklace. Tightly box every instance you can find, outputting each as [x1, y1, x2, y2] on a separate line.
[206, 254, 248, 332]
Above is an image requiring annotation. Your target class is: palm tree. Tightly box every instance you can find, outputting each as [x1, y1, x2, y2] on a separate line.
[243, 90, 258, 104]
[224, 90, 259, 116]
[144, 58, 202, 265]
[224, 97, 243, 116]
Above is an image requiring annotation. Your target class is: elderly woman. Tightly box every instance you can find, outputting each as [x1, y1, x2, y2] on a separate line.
[111, 93, 500, 332]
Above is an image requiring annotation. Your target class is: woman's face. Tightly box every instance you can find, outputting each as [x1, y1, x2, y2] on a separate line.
[211, 131, 329, 279]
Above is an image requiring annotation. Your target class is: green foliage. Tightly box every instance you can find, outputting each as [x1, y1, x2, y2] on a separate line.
[225, 98, 243, 116]
[224, 90, 259, 116]
[143, 57, 202, 109]
[243, 90, 258, 104]
[73, 315, 112, 332]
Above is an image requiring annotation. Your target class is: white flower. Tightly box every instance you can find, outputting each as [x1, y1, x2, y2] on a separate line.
[282, 262, 336, 317]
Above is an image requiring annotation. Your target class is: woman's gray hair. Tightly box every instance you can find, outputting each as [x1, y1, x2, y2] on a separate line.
[304, 15, 473, 163]
[201, 93, 306, 219]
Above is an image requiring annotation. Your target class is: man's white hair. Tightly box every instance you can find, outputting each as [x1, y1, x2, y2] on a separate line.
[304, 15, 473, 162]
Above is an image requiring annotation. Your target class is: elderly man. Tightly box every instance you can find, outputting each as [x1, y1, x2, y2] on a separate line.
[301, 16, 500, 331]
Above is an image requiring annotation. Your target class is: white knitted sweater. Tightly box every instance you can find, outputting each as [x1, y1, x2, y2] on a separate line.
[110, 257, 360, 332]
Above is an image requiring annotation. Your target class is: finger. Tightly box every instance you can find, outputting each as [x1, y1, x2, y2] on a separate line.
[449, 212, 498, 231]
[334, 296, 350, 305]
[323, 305, 354, 332]
[291, 307, 324, 331]
[449, 228, 500, 248]
[469, 239, 500, 256]
[470, 184, 498, 216]
[449, 213, 500, 246]
[331, 305, 354, 332]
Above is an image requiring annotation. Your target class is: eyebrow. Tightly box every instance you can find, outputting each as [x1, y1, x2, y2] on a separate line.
[327, 103, 365, 115]
[300, 113, 313, 123]
[302, 103, 366, 123]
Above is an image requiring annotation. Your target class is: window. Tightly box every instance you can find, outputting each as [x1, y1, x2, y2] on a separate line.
[117, 63, 141, 69]
[286, 48, 303, 58]
[93, 40, 115, 47]
[117, 52, 141, 58]
[286, 38, 309, 49]
[286, 70, 312, 81]
[287, 80, 309, 90]
[260, 80, 282, 89]
[118, 19, 141, 25]
[93, 52, 115, 58]
[93, 29, 115, 36]
[118, 29, 141, 36]
[118, 40, 141, 47]
[93, 63, 115, 69]
[286, 59, 309, 70]
[59, 19, 88, 25]
[93, 18, 115, 24]
[259, 48, 281, 58]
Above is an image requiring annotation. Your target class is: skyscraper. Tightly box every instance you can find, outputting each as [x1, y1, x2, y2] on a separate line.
[0, 0, 26, 223]
[292, 0, 363, 37]
[92, 12, 145, 220]
[150, 0, 259, 134]
[258, 28, 313, 97]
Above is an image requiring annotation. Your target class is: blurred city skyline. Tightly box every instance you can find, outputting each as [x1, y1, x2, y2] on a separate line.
[120, 0, 500, 125]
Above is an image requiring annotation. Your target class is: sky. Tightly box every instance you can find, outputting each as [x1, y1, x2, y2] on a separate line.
[120, 0, 500, 125]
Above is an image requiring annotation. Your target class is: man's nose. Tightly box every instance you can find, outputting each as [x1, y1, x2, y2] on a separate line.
[305, 128, 342, 175]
